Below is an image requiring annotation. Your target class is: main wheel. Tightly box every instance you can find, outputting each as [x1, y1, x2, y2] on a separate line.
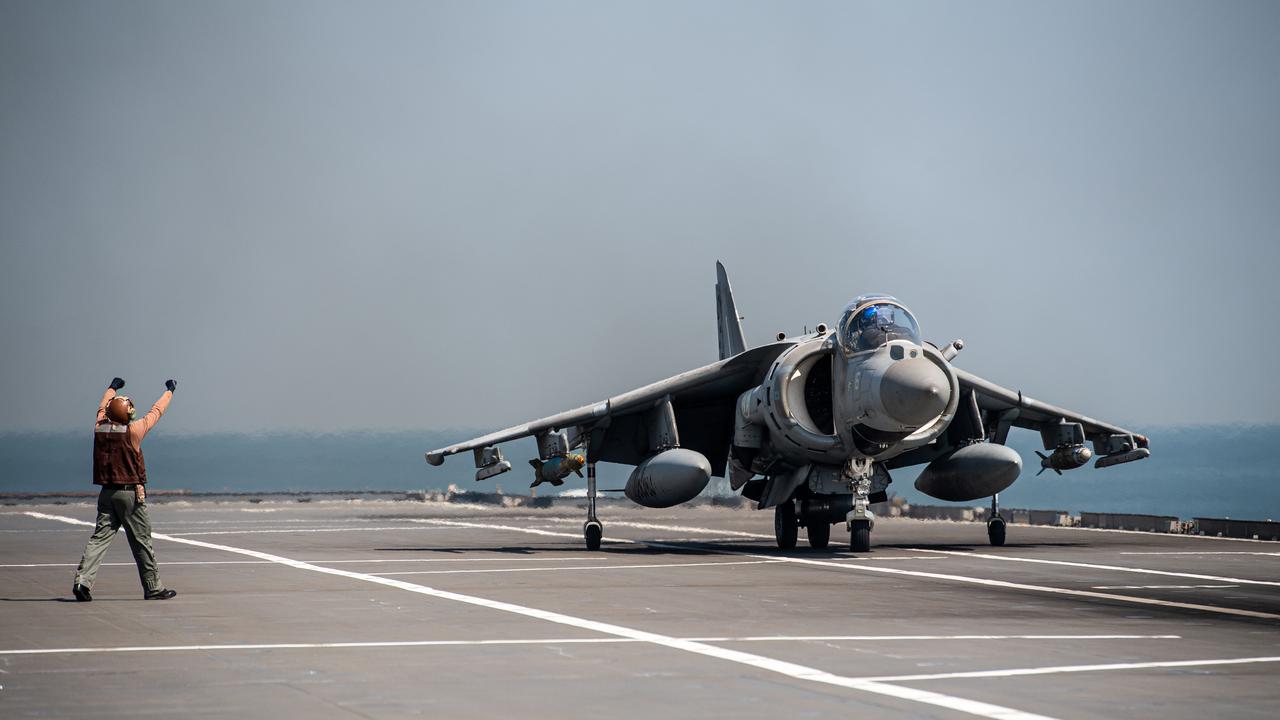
[807, 521, 831, 550]
[584, 520, 603, 551]
[774, 501, 798, 550]
[987, 518, 1006, 547]
[850, 520, 871, 553]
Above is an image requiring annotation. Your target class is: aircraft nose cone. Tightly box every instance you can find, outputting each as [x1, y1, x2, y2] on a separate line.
[880, 357, 950, 426]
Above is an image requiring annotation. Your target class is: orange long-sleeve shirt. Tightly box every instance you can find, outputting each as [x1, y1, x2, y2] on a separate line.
[97, 388, 172, 450]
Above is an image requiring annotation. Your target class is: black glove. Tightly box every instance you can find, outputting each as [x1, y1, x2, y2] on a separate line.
[109, 377, 125, 391]
[165, 379, 177, 393]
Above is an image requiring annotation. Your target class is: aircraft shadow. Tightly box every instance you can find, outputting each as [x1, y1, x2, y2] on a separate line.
[376, 538, 1091, 557]
[0, 597, 133, 603]
[375, 544, 738, 556]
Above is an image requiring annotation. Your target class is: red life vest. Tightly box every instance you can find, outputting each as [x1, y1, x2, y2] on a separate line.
[93, 422, 147, 486]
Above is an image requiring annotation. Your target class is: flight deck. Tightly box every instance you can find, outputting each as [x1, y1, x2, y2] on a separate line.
[2, 500, 1277, 719]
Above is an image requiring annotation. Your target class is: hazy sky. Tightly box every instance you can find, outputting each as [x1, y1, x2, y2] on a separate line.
[2, 0, 1277, 435]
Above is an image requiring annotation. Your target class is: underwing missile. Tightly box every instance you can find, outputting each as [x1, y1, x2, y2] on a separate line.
[529, 454, 586, 488]
[1035, 445, 1093, 476]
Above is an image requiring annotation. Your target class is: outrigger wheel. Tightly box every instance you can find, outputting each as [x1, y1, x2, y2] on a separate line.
[584, 520, 603, 551]
[774, 500, 798, 550]
[987, 517, 1006, 547]
[987, 492, 1006, 547]
[850, 519, 872, 553]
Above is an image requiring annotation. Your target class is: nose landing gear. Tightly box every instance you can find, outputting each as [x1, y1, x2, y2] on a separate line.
[845, 458, 875, 553]
[850, 519, 872, 553]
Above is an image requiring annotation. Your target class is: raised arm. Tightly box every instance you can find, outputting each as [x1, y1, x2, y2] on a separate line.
[97, 377, 125, 423]
[130, 379, 175, 444]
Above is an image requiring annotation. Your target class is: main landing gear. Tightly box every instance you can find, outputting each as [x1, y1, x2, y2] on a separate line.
[774, 501, 833, 550]
[774, 501, 798, 550]
[987, 492, 1006, 547]
[583, 461, 603, 550]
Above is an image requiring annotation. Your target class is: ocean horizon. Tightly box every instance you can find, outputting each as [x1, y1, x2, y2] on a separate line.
[3, 425, 1277, 521]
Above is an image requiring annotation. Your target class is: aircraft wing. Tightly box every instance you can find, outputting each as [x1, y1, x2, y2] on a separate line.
[955, 367, 1150, 464]
[426, 341, 794, 476]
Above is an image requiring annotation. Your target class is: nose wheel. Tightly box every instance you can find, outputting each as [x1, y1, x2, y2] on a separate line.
[850, 519, 872, 552]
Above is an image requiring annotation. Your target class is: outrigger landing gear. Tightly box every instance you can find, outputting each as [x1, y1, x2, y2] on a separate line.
[845, 458, 875, 553]
[583, 461, 603, 551]
[987, 492, 1006, 547]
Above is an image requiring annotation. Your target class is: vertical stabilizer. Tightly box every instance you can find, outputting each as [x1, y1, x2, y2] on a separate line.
[715, 261, 747, 360]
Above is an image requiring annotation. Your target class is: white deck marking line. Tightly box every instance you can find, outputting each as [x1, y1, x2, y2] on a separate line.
[1093, 585, 1239, 590]
[23, 511, 1054, 720]
[0, 639, 632, 655]
[826, 556, 954, 561]
[167, 526, 450, 536]
[510, 511, 1279, 545]
[906, 548, 1280, 587]
[0, 557, 612, 569]
[1037, 525, 1279, 544]
[154, 519, 382, 525]
[409, 520, 792, 554]
[0, 561, 275, 568]
[543, 517, 775, 539]
[413, 519, 940, 561]
[711, 634, 1181, 641]
[854, 655, 1280, 683]
[0, 635, 1181, 656]
[711, 634, 1182, 640]
[471, 516, 1280, 623]
[376, 559, 785, 575]
[406, 518, 632, 540]
[314, 557, 606, 563]
[730, 554, 1280, 622]
[408, 517, 1280, 621]
[648, 536, 770, 543]
[1120, 551, 1280, 556]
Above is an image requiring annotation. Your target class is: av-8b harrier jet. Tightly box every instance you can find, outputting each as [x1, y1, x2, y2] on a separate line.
[427, 262, 1149, 552]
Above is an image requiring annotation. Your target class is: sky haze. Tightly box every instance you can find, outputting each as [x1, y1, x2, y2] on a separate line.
[2, 1, 1277, 434]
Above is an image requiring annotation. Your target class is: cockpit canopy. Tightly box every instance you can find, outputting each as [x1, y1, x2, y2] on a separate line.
[838, 296, 922, 353]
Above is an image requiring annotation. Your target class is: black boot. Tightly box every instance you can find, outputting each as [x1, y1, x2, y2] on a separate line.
[144, 588, 177, 600]
[73, 584, 92, 602]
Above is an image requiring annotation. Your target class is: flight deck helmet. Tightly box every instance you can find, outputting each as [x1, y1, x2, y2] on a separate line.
[105, 396, 136, 424]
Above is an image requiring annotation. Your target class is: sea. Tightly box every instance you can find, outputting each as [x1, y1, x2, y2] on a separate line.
[2, 425, 1277, 521]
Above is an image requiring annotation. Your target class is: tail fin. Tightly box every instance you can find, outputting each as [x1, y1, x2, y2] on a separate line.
[716, 261, 747, 360]
[528, 458, 545, 487]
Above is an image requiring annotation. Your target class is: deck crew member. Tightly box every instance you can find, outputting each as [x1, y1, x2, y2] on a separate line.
[72, 377, 179, 601]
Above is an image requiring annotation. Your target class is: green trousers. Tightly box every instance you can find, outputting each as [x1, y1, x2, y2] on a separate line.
[74, 486, 163, 594]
